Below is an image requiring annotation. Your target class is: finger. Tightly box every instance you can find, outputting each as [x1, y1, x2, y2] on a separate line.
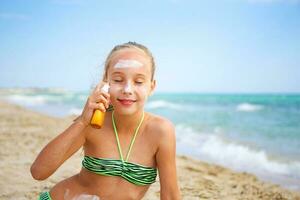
[87, 102, 97, 110]
[93, 95, 109, 108]
[99, 92, 110, 99]
[93, 88, 110, 97]
[91, 92, 109, 103]
[88, 102, 106, 112]
[98, 103, 106, 112]
[89, 91, 108, 101]
[106, 95, 111, 105]
[92, 91, 110, 103]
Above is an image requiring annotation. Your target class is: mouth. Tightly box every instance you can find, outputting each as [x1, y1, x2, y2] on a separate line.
[117, 98, 137, 106]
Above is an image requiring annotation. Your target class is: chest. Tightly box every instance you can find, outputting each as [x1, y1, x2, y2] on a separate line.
[84, 126, 158, 167]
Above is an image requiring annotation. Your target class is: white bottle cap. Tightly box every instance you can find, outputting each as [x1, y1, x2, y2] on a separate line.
[101, 83, 110, 93]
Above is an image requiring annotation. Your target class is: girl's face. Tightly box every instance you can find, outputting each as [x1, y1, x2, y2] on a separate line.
[107, 48, 156, 115]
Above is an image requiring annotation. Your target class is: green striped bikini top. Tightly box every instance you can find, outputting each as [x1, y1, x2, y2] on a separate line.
[82, 111, 157, 186]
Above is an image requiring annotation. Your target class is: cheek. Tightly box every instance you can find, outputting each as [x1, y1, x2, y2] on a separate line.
[136, 86, 150, 99]
[108, 83, 150, 100]
[108, 85, 121, 99]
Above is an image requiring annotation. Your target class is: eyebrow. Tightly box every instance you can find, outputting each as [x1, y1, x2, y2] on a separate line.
[111, 72, 122, 75]
[111, 72, 146, 78]
[136, 74, 146, 78]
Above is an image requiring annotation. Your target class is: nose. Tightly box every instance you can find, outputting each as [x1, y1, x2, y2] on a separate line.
[123, 81, 133, 95]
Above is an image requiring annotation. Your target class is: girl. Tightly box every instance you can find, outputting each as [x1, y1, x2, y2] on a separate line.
[31, 42, 181, 200]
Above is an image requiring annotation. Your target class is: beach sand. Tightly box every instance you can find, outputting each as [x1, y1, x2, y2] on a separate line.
[0, 100, 299, 200]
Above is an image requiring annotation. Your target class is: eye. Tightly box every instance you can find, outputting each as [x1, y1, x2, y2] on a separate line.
[113, 79, 122, 82]
[135, 81, 144, 85]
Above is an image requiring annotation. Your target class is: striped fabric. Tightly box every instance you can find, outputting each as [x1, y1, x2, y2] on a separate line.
[82, 156, 157, 186]
[38, 191, 52, 200]
[82, 110, 157, 186]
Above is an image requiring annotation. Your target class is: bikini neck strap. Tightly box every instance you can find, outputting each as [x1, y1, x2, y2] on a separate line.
[111, 110, 145, 162]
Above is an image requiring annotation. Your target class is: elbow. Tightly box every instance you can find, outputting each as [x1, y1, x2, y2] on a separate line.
[30, 164, 48, 181]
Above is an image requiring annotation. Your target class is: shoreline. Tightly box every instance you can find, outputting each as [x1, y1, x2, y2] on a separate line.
[176, 149, 300, 193]
[0, 100, 299, 199]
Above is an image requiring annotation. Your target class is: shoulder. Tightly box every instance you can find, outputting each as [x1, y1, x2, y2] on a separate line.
[145, 112, 176, 144]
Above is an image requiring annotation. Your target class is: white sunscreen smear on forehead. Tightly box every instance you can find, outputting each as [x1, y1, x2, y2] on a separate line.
[114, 59, 143, 69]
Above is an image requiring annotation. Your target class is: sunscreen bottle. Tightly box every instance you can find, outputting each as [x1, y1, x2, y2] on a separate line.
[90, 83, 110, 129]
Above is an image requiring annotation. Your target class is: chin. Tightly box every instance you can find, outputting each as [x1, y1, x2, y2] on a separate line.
[113, 105, 143, 116]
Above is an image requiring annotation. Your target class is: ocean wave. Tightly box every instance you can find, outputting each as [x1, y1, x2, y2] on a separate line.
[236, 102, 264, 112]
[175, 124, 300, 178]
[79, 94, 88, 101]
[146, 100, 184, 110]
[68, 107, 82, 116]
[2, 94, 48, 106]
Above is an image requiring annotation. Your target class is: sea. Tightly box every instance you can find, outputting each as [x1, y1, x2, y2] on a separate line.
[1, 88, 299, 191]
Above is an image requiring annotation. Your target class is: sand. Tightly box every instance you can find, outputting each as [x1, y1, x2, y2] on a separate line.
[0, 100, 299, 200]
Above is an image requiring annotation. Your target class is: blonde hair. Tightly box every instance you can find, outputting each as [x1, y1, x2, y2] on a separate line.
[102, 41, 156, 81]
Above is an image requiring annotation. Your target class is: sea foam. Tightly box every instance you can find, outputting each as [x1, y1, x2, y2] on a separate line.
[176, 124, 300, 179]
[3, 94, 48, 106]
[236, 102, 264, 112]
[146, 100, 184, 110]
[68, 107, 83, 116]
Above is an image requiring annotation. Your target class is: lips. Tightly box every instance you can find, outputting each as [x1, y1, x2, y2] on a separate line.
[117, 98, 137, 106]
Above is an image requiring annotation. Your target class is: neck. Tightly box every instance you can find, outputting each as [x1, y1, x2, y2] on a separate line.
[112, 110, 144, 135]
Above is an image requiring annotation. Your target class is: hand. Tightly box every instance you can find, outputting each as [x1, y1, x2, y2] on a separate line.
[78, 82, 110, 126]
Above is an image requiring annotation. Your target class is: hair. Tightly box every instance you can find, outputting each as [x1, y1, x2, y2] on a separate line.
[102, 41, 156, 81]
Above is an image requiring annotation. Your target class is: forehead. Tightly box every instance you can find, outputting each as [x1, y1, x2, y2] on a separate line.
[108, 48, 152, 76]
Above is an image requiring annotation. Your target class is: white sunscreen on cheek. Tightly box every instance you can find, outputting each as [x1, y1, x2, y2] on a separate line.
[114, 59, 143, 69]
[101, 83, 110, 93]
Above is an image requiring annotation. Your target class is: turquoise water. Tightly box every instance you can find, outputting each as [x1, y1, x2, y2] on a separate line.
[1, 90, 300, 190]
[149, 93, 300, 159]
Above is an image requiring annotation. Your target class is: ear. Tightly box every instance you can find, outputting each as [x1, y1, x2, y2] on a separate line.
[149, 80, 156, 96]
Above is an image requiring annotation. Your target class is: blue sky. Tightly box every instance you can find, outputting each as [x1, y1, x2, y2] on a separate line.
[1, 0, 299, 93]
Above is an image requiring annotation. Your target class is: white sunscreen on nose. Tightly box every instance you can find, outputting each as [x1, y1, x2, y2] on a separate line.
[124, 82, 132, 93]
[114, 59, 143, 69]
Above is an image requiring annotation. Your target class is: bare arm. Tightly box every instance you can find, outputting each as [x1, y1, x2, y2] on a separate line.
[30, 82, 110, 180]
[156, 120, 181, 200]
[30, 119, 87, 180]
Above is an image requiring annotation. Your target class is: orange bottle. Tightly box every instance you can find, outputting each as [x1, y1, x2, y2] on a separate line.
[90, 83, 109, 129]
